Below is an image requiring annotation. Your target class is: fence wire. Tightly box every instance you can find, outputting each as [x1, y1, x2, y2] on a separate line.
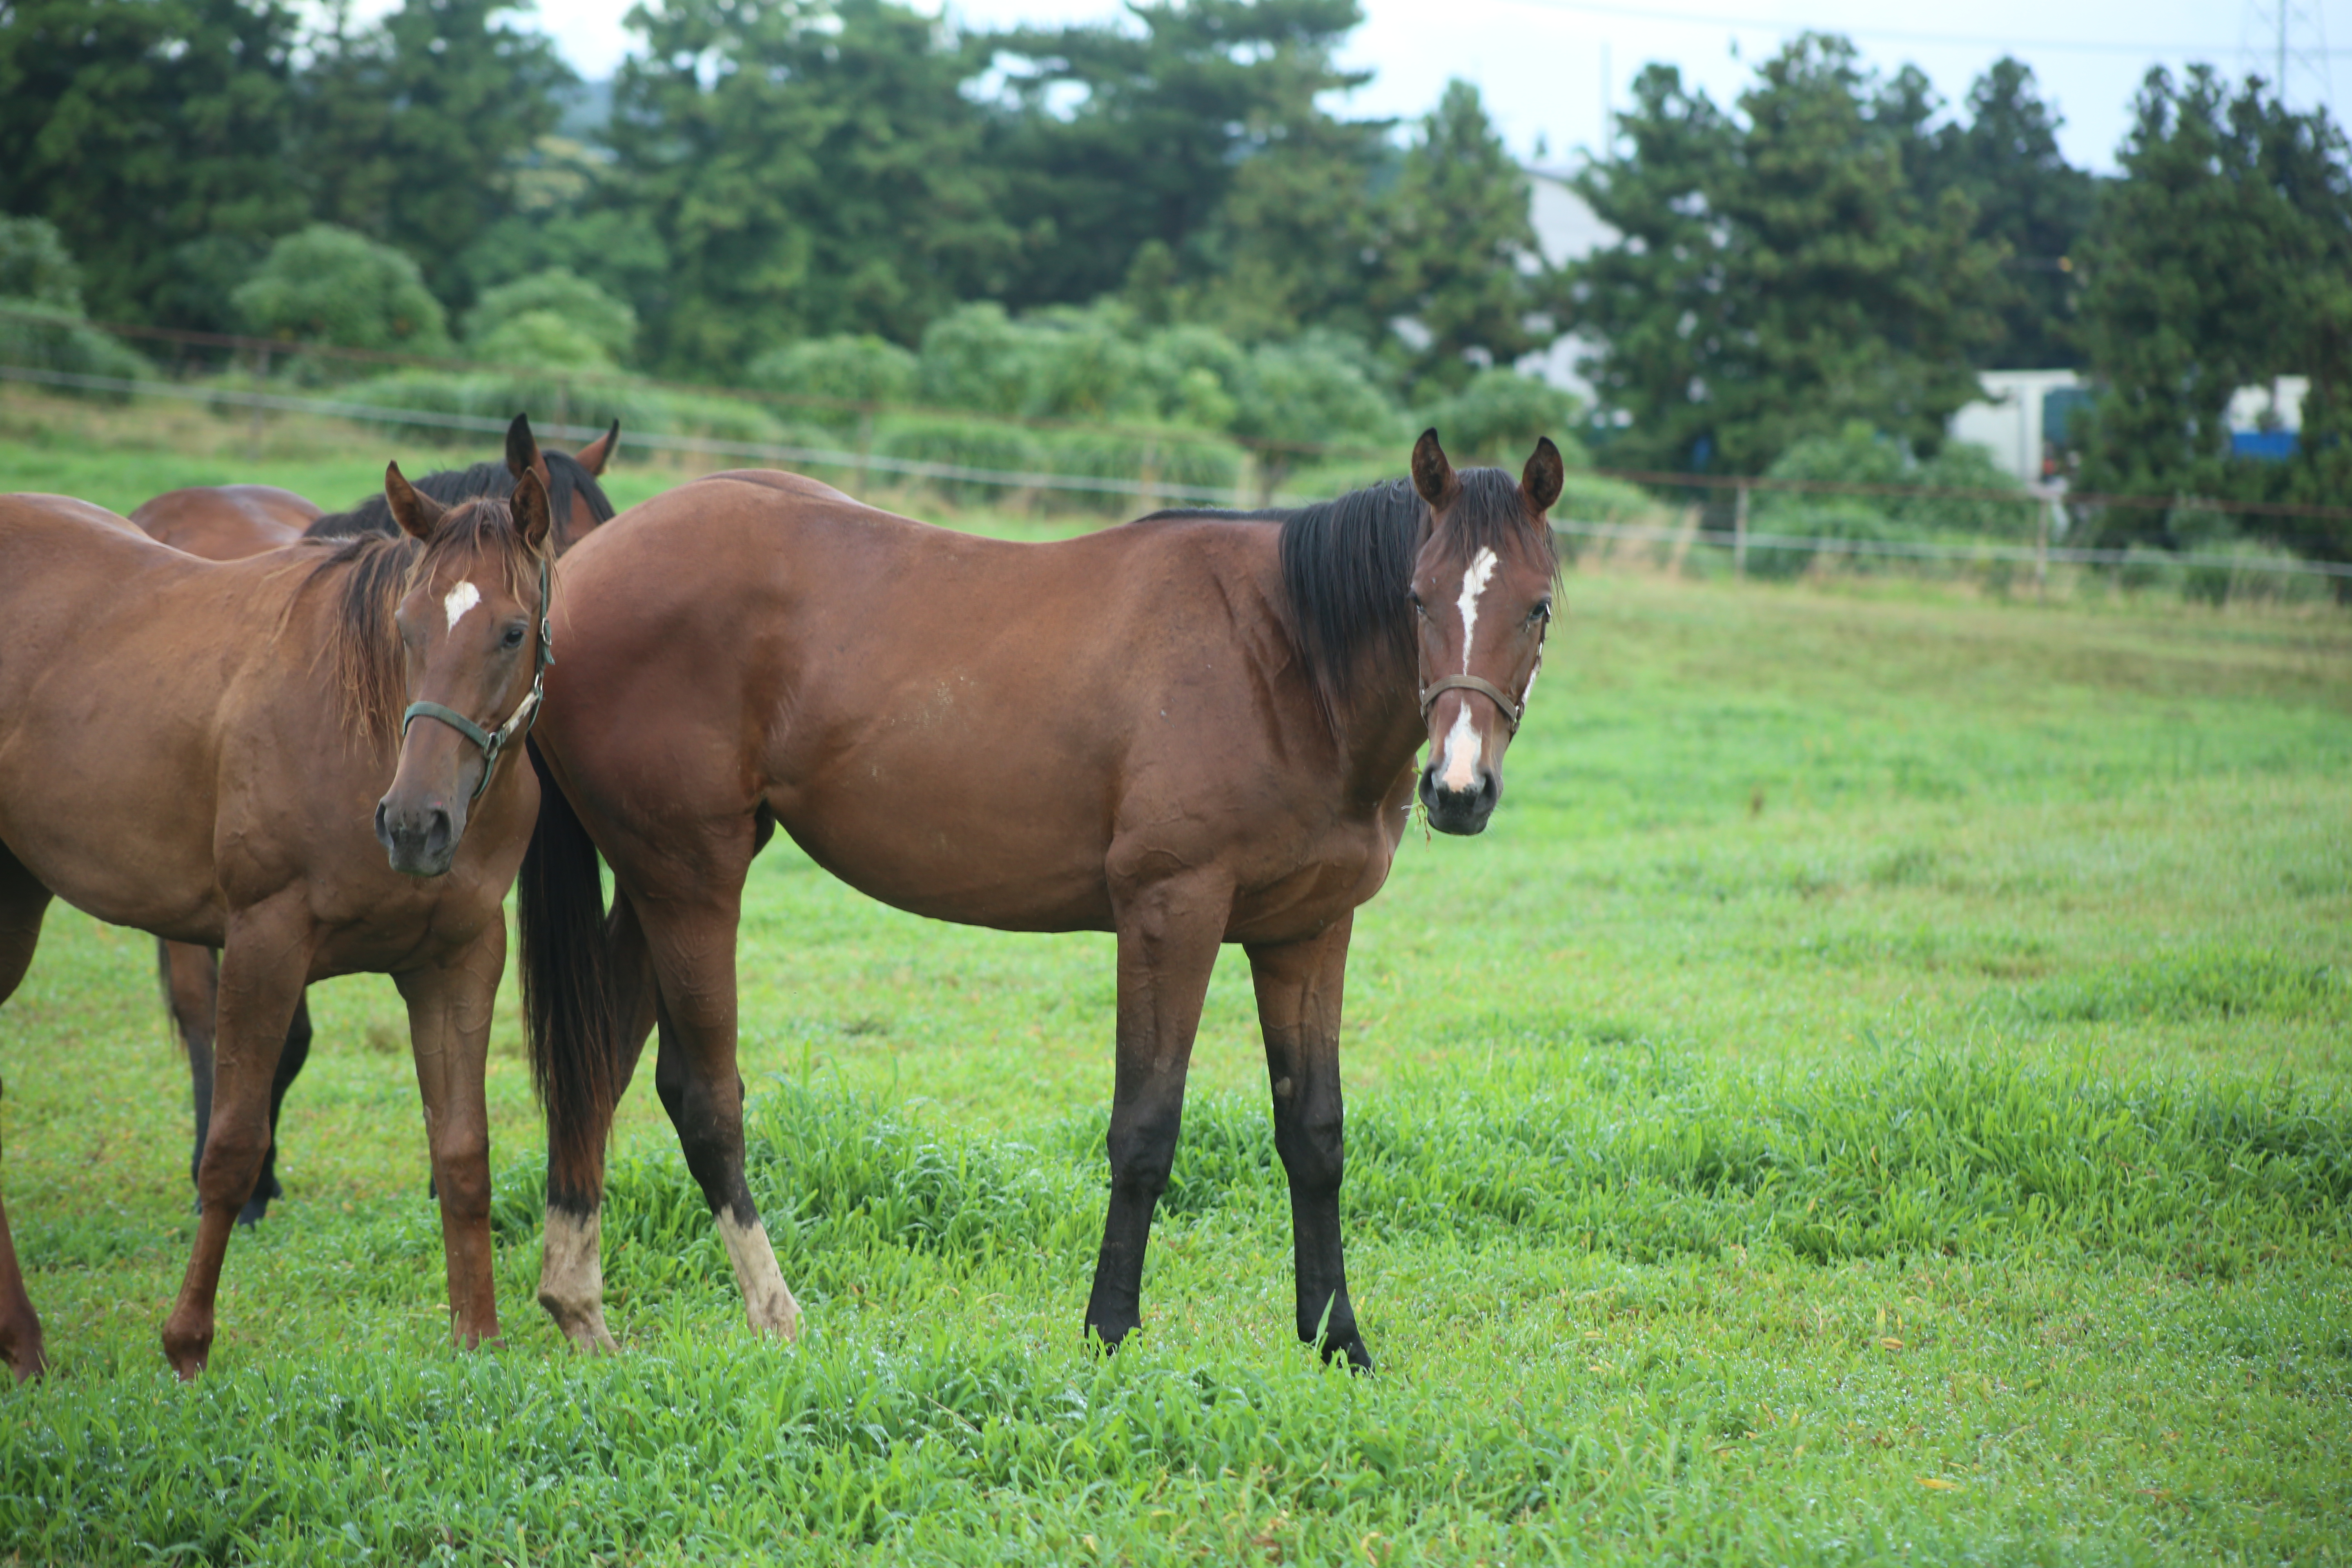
[6, 339, 2351, 586]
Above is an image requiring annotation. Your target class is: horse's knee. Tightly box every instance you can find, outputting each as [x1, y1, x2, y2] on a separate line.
[430, 1140, 493, 1220]
[194, 1120, 269, 1206]
[1107, 1100, 1184, 1199]
[1275, 1105, 1345, 1195]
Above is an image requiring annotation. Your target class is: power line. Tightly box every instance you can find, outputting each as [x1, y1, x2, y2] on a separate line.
[1493, 0, 2352, 58]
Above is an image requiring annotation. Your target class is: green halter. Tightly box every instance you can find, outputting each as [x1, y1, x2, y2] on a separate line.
[400, 553, 553, 803]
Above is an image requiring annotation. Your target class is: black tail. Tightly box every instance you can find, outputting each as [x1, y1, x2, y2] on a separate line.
[154, 939, 183, 1054]
[517, 740, 621, 1205]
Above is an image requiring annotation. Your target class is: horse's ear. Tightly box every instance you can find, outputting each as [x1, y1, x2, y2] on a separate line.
[1521, 436, 1565, 515]
[384, 462, 445, 540]
[572, 419, 620, 477]
[505, 412, 552, 490]
[511, 468, 553, 553]
[1411, 428, 1458, 508]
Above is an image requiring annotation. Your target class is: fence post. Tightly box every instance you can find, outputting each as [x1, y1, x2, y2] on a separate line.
[1138, 438, 1160, 514]
[247, 344, 270, 461]
[2035, 492, 2053, 600]
[1733, 481, 1750, 579]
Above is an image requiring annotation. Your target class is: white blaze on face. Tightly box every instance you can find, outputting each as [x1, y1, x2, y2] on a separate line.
[1433, 546, 1502, 793]
[443, 579, 481, 634]
[1437, 699, 1485, 791]
[1453, 547, 1499, 672]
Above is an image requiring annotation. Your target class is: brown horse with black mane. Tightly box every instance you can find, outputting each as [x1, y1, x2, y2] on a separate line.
[516, 430, 1561, 1370]
[133, 414, 618, 1225]
[0, 465, 560, 1380]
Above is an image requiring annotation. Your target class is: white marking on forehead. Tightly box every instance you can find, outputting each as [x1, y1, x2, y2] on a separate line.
[442, 579, 481, 633]
[1454, 547, 1499, 673]
[1437, 701, 1484, 791]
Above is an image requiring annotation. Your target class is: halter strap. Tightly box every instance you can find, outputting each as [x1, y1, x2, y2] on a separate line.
[400, 554, 553, 803]
[1419, 673, 1523, 733]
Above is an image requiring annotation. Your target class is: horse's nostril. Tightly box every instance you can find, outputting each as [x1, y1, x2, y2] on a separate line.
[374, 800, 394, 849]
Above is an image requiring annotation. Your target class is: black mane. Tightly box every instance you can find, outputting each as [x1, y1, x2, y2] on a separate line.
[1143, 468, 1552, 723]
[305, 450, 613, 543]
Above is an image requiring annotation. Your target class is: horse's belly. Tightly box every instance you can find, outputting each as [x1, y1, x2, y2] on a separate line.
[775, 799, 1116, 932]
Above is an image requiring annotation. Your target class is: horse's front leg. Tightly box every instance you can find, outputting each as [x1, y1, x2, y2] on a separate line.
[1083, 869, 1232, 1353]
[1246, 915, 1371, 1370]
[394, 927, 505, 1350]
[161, 901, 309, 1378]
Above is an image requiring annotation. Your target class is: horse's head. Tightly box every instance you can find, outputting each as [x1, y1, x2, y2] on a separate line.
[374, 461, 554, 877]
[1407, 428, 1563, 835]
[504, 412, 619, 551]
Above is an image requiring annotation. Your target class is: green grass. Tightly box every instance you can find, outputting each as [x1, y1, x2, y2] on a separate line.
[3, 392, 2351, 1563]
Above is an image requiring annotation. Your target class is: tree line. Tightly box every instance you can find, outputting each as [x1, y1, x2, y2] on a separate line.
[2, 1, 2346, 566]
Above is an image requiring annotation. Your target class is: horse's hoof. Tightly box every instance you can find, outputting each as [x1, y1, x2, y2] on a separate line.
[234, 1200, 268, 1228]
[1083, 1317, 1140, 1356]
[0, 1326, 45, 1383]
[161, 1331, 211, 1381]
[539, 1292, 618, 1355]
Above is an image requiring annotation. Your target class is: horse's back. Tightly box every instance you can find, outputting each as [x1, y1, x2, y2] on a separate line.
[543, 470, 1335, 933]
[132, 484, 318, 561]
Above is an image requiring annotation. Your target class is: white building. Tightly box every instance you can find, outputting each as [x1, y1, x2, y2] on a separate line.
[1515, 168, 1617, 401]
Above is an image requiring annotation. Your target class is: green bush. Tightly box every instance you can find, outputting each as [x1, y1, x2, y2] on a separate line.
[874, 415, 1044, 502]
[461, 268, 637, 367]
[747, 334, 919, 426]
[339, 368, 790, 448]
[1761, 421, 2032, 540]
[0, 216, 84, 310]
[1419, 368, 1588, 467]
[0, 301, 152, 402]
[232, 225, 452, 366]
[1746, 499, 1902, 579]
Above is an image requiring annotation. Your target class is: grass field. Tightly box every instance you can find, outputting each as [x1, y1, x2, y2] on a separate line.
[2, 389, 2350, 1564]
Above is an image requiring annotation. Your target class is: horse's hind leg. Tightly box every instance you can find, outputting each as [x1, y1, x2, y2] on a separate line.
[1246, 916, 1371, 1371]
[160, 902, 308, 1378]
[393, 930, 503, 1350]
[0, 846, 53, 1379]
[1082, 869, 1230, 1353]
[636, 881, 799, 1341]
[160, 940, 220, 1196]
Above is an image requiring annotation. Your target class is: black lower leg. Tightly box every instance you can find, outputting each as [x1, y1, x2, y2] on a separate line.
[1083, 1087, 1184, 1351]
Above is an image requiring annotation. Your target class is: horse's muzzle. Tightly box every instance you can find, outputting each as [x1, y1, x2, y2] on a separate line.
[376, 795, 462, 877]
[1418, 764, 1500, 835]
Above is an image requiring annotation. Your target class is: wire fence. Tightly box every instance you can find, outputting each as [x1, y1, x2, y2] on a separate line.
[5, 306, 2350, 590]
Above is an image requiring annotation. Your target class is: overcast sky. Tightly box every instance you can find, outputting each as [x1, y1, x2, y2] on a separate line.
[488, 0, 2344, 173]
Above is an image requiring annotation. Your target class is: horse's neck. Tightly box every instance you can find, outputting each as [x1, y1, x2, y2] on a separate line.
[1332, 658, 1428, 805]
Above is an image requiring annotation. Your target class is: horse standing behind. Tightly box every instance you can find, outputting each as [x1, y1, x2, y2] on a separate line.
[130, 416, 617, 1225]
[0, 467, 562, 1379]
[515, 430, 1562, 1369]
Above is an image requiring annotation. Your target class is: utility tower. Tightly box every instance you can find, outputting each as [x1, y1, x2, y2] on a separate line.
[2240, 0, 2335, 112]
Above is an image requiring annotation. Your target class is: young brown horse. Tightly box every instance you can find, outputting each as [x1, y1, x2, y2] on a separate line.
[516, 430, 1561, 1370]
[0, 468, 558, 1380]
[137, 415, 617, 1226]
[130, 484, 321, 557]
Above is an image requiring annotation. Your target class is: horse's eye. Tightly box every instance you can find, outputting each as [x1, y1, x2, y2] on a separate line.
[503, 624, 526, 649]
[1408, 592, 1426, 617]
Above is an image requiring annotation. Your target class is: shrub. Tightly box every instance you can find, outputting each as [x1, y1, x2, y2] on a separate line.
[747, 335, 919, 427]
[1420, 369, 1588, 466]
[874, 415, 1044, 503]
[231, 225, 452, 364]
[461, 268, 636, 367]
[339, 368, 791, 448]
[0, 216, 84, 310]
[0, 301, 153, 402]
